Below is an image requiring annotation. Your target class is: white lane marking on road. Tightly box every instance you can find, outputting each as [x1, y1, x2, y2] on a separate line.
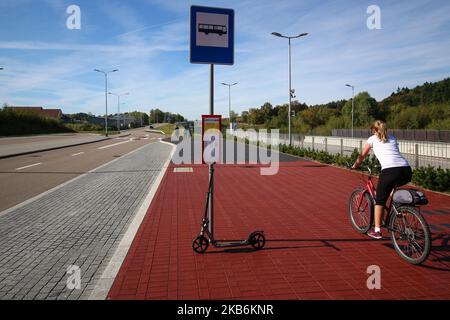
[0, 141, 159, 219]
[98, 138, 133, 150]
[15, 162, 42, 171]
[71, 152, 85, 156]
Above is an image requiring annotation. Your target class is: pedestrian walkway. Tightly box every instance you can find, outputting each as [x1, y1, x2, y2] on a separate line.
[0, 142, 173, 300]
[108, 160, 450, 300]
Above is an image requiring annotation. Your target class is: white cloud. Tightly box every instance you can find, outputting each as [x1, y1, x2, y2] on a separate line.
[0, 40, 186, 53]
[1, 0, 449, 120]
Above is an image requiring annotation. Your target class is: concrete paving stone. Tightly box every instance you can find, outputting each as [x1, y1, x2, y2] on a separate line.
[34, 294, 48, 300]
[0, 142, 172, 300]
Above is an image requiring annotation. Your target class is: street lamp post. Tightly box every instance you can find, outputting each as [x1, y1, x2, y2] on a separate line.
[221, 82, 238, 131]
[272, 32, 308, 146]
[94, 68, 118, 137]
[345, 84, 355, 138]
[108, 92, 129, 133]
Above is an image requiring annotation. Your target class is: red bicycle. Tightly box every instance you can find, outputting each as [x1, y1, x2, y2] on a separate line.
[348, 167, 431, 265]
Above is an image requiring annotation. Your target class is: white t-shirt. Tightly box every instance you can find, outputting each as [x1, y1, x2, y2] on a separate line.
[367, 134, 409, 170]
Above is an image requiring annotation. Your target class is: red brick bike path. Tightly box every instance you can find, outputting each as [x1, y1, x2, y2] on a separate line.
[108, 160, 450, 300]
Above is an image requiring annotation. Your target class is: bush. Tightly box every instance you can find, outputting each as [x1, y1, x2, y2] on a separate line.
[276, 143, 448, 192]
[65, 123, 103, 132]
[412, 166, 450, 192]
[0, 108, 74, 136]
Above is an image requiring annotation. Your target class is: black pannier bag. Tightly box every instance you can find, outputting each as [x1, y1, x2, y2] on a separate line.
[393, 189, 428, 205]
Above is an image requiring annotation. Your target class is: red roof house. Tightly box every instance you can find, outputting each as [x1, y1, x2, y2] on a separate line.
[6, 106, 62, 119]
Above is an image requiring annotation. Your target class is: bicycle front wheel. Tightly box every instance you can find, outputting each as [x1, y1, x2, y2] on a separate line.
[349, 188, 373, 234]
[389, 206, 431, 265]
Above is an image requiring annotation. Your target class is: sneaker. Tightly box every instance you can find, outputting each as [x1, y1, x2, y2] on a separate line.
[367, 229, 383, 239]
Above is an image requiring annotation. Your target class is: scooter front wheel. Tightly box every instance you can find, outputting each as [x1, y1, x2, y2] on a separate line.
[193, 236, 209, 254]
[249, 232, 266, 250]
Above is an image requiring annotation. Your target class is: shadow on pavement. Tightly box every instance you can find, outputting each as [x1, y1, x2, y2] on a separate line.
[381, 233, 450, 272]
[421, 233, 450, 271]
[205, 238, 378, 254]
[208, 237, 450, 273]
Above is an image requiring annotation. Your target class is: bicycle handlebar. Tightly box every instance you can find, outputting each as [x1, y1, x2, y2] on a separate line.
[346, 162, 372, 176]
[359, 166, 373, 177]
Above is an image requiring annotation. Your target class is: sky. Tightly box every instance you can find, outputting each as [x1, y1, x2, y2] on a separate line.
[0, 0, 449, 120]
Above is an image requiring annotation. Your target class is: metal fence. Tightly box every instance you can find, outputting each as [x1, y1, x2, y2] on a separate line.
[332, 129, 450, 143]
[237, 132, 449, 169]
[285, 134, 450, 169]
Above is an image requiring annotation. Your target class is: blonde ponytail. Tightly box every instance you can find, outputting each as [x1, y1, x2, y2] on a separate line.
[371, 120, 388, 143]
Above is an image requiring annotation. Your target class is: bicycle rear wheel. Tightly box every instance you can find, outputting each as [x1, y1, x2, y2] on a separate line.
[389, 206, 431, 265]
[349, 188, 373, 234]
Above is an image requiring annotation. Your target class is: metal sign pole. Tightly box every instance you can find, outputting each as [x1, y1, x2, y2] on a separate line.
[105, 73, 108, 137]
[209, 64, 214, 238]
[191, 6, 266, 254]
[288, 37, 292, 146]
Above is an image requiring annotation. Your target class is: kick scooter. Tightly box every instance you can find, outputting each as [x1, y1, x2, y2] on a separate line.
[192, 163, 266, 254]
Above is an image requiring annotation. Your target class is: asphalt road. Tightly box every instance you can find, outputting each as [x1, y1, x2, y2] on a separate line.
[0, 128, 164, 212]
[0, 132, 111, 158]
[169, 135, 301, 165]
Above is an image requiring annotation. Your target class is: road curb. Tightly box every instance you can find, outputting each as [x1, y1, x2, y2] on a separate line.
[145, 129, 166, 135]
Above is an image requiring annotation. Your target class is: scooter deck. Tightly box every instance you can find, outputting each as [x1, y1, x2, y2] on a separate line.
[211, 240, 249, 248]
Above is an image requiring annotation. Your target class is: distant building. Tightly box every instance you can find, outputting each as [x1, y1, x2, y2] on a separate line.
[41, 109, 63, 119]
[6, 106, 62, 119]
[91, 114, 139, 129]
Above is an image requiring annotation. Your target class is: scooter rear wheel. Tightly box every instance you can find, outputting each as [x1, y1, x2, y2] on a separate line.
[193, 236, 209, 254]
[249, 232, 266, 250]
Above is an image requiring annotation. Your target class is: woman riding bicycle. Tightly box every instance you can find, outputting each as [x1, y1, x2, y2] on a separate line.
[352, 120, 412, 239]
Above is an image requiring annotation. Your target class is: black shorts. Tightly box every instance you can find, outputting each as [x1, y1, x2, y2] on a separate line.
[376, 166, 412, 206]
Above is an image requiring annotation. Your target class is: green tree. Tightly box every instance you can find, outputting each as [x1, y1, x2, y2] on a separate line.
[241, 111, 249, 123]
[342, 92, 380, 128]
[230, 110, 238, 123]
[238, 78, 449, 133]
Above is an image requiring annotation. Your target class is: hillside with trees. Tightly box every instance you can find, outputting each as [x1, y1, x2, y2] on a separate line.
[240, 78, 450, 135]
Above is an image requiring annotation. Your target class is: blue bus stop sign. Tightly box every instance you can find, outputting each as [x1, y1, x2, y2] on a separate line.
[190, 5, 234, 65]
